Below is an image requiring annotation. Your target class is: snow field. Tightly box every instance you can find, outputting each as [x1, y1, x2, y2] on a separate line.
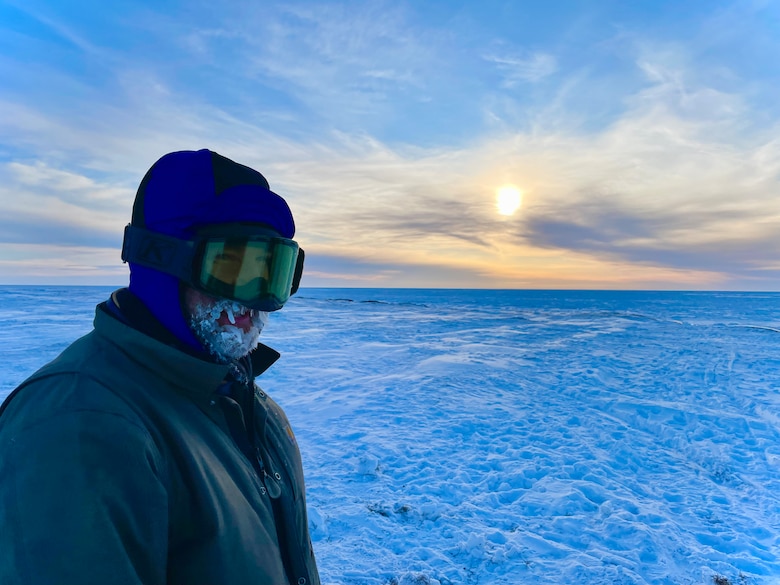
[2, 287, 780, 585]
[263, 291, 780, 585]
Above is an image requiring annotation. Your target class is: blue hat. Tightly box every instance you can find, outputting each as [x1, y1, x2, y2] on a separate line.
[128, 149, 295, 350]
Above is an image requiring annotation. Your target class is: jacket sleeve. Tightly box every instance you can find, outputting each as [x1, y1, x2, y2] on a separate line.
[0, 407, 169, 585]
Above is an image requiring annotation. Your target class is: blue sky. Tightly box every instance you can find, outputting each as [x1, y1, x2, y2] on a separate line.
[1, 0, 779, 289]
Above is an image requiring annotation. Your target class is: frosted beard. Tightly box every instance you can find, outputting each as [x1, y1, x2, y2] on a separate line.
[187, 295, 269, 364]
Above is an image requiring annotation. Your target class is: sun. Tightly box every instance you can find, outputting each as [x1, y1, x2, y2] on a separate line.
[496, 185, 522, 216]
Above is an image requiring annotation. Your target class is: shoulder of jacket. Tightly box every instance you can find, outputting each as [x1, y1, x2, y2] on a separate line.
[1, 367, 149, 439]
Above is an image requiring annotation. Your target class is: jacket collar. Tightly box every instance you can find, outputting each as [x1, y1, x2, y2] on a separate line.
[96, 289, 280, 399]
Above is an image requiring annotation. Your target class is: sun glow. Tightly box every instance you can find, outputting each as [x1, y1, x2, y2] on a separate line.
[496, 185, 522, 216]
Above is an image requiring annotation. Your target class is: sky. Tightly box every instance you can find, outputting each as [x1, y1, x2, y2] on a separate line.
[1, 0, 779, 290]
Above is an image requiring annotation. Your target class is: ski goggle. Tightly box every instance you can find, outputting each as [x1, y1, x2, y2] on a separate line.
[121, 224, 304, 311]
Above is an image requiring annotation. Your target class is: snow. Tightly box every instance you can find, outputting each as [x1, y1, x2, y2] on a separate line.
[2, 286, 780, 585]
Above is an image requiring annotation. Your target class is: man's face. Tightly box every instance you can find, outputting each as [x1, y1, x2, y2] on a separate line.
[207, 241, 271, 288]
[183, 286, 269, 363]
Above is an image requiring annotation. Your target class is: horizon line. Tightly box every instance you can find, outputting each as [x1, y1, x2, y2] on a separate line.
[0, 284, 778, 294]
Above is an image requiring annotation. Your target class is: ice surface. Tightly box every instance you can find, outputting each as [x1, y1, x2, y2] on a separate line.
[1, 286, 780, 585]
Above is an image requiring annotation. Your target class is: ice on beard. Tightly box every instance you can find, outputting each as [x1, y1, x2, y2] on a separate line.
[189, 297, 267, 363]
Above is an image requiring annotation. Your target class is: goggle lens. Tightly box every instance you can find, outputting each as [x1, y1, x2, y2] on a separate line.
[198, 236, 300, 310]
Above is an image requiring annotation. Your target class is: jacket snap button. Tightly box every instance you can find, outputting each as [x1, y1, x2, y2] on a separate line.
[274, 472, 281, 481]
[297, 579, 306, 585]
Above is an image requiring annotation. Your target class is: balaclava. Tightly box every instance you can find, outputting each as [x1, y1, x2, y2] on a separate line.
[128, 149, 295, 351]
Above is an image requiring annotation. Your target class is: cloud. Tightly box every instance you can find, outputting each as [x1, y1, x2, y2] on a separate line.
[262, 42, 780, 288]
[9, 162, 94, 190]
[170, 0, 442, 132]
[0, 161, 131, 248]
[301, 252, 503, 288]
[4, 55, 779, 288]
[521, 201, 780, 279]
[3, 0, 101, 56]
[0, 244, 127, 285]
[0, 212, 120, 248]
[483, 51, 558, 86]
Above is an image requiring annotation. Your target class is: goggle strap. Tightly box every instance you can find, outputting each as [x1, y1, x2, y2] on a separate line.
[121, 225, 195, 282]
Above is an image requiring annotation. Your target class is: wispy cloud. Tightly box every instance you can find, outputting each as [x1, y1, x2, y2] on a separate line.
[0, 244, 126, 284]
[170, 0, 441, 134]
[3, 0, 101, 56]
[263, 43, 780, 288]
[0, 159, 132, 254]
[483, 51, 558, 86]
[300, 252, 500, 288]
[4, 52, 779, 288]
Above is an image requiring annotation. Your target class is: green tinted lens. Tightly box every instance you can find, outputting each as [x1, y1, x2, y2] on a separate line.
[198, 236, 299, 309]
[267, 242, 298, 302]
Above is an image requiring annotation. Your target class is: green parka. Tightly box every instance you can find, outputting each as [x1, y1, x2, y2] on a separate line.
[0, 292, 320, 585]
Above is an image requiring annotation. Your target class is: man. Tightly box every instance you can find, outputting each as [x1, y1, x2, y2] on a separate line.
[0, 149, 320, 585]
